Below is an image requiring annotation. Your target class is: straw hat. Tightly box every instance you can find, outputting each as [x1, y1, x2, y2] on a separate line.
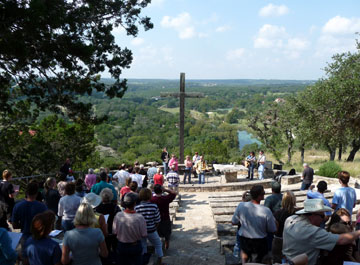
[295, 199, 333, 215]
[81, 192, 101, 208]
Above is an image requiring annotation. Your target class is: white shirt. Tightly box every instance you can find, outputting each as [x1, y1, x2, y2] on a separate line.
[113, 170, 130, 186]
[132, 173, 143, 187]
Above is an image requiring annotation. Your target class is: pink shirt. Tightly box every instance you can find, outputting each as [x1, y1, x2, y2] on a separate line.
[169, 158, 178, 171]
[185, 160, 193, 168]
[85, 174, 97, 190]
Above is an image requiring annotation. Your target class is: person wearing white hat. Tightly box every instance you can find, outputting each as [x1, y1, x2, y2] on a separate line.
[81, 193, 108, 237]
[283, 199, 360, 265]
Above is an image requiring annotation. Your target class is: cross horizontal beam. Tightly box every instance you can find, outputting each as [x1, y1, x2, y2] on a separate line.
[160, 92, 205, 98]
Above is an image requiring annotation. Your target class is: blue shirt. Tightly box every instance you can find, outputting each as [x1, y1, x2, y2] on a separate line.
[307, 191, 332, 216]
[332, 187, 357, 215]
[23, 237, 61, 265]
[0, 228, 17, 265]
[11, 200, 47, 236]
[91, 181, 118, 201]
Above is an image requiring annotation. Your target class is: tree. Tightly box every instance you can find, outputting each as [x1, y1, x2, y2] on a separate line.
[0, 0, 153, 126]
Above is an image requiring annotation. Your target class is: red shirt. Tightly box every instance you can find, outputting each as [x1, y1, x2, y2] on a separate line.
[153, 174, 164, 186]
[120, 186, 131, 197]
[150, 193, 176, 221]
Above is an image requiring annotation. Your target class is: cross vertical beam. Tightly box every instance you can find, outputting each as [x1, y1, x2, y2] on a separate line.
[179, 73, 185, 163]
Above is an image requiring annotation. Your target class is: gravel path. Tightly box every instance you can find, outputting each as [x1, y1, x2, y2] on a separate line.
[162, 192, 224, 265]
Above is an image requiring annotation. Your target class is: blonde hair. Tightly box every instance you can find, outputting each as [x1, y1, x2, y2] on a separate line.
[73, 203, 97, 227]
[44, 177, 56, 194]
[281, 191, 296, 214]
[100, 188, 113, 203]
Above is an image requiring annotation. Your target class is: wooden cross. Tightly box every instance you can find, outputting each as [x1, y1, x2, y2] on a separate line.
[161, 73, 204, 162]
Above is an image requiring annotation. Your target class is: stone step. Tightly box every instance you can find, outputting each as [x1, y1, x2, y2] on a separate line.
[224, 249, 241, 265]
[219, 236, 236, 254]
[179, 179, 274, 192]
[208, 186, 302, 199]
[210, 192, 334, 208]
[217, 223, 237, 237]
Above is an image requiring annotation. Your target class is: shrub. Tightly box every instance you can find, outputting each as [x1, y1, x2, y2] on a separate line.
[317, 161, 342, 178]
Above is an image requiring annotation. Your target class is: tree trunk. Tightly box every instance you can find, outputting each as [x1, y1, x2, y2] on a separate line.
[326, 144, 336, 161]
[300, 143, 305, 164]
[347, 138, 360, 161]
[287, 144, 292, 164]
[338, 144, 342, 161]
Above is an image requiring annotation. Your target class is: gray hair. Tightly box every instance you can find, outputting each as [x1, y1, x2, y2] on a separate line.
[88, 168, 94, 174]
[99, 188, 113, 203]
[303, 163, 308, 167]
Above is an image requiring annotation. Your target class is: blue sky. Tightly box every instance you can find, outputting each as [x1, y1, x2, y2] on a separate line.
[109, 0, 360, 80]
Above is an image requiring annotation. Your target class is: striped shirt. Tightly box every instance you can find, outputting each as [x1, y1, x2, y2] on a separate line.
[135, 202, 161, 233]
[166, 171, 180, 187]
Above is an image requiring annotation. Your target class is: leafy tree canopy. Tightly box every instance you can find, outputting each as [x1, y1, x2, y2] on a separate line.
[0, 0, 153, 126]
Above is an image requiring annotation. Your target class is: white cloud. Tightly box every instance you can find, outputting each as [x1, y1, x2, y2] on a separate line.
[322, 15, 360, 35]
[161, 12, 198, 39]
[216, 25, 231, 33]
[131, 38, 144, 46]
[254, 24, 287, 49]
[259, 4, 289, 17]
[226, 48, 245, 60]
[287, 38, 309, 50]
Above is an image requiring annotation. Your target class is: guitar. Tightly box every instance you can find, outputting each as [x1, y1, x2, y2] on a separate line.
[244, 160, 250, 168]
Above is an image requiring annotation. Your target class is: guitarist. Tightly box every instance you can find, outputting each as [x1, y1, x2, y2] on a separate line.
[245, 152, 256, 180]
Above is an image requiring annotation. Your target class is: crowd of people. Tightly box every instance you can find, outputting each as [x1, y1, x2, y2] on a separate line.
[232, 170, 360, 265]
[0, 156, 184, 265]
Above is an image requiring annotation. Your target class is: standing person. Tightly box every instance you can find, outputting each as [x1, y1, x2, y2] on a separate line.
[264, 181, 283, 213]
[301, 163, 314, 190]
[23, 211, 62, 265]
[91, 172, 118, 202]
[85, 168, 97, 191]
[153, 168, 164, 186]
[151, 185, 177, 249]
[57, 172, 68, 197]
[282, 199, 360, 265]
[272, 191, 297, 263]
[184, 155, 193, 184]
[11, 181, 48, 248]
[60, 158, 71, 178]
[0, 170, 16, 223]
[43, 177, 61, 215]
[61, 203, 108, 265]
[307, 181, 332, 225]
[113, 193, 147, 265]
[58, 182, 81, 231]
[161, 148, 169, 176]
[332, 171, 357, 216]
[245, 152, 257, 180]
[166, 165, 180, 193]
[192, 152, 201, 179]
[0, 201, 17, 265]
[147, 162, 158, 185]
[168, 154, 178, 172]
[194, 156, 208, 184]
[113, 164, 130, 189]
[135, 188, 163, 265]
[231, 185, 276, 263]
[257, 150, 266, 180]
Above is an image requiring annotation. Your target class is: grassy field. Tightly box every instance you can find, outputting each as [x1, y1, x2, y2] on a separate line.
[265, 149, 360, 178]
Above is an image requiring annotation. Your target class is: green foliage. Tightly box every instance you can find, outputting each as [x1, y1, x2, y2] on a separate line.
[0, 115, 97, 176]
[317, 161, 342, 178]
[240, 143, 262, 159]
[225, 108, 246, 124]
[0, 0, 153, 127]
